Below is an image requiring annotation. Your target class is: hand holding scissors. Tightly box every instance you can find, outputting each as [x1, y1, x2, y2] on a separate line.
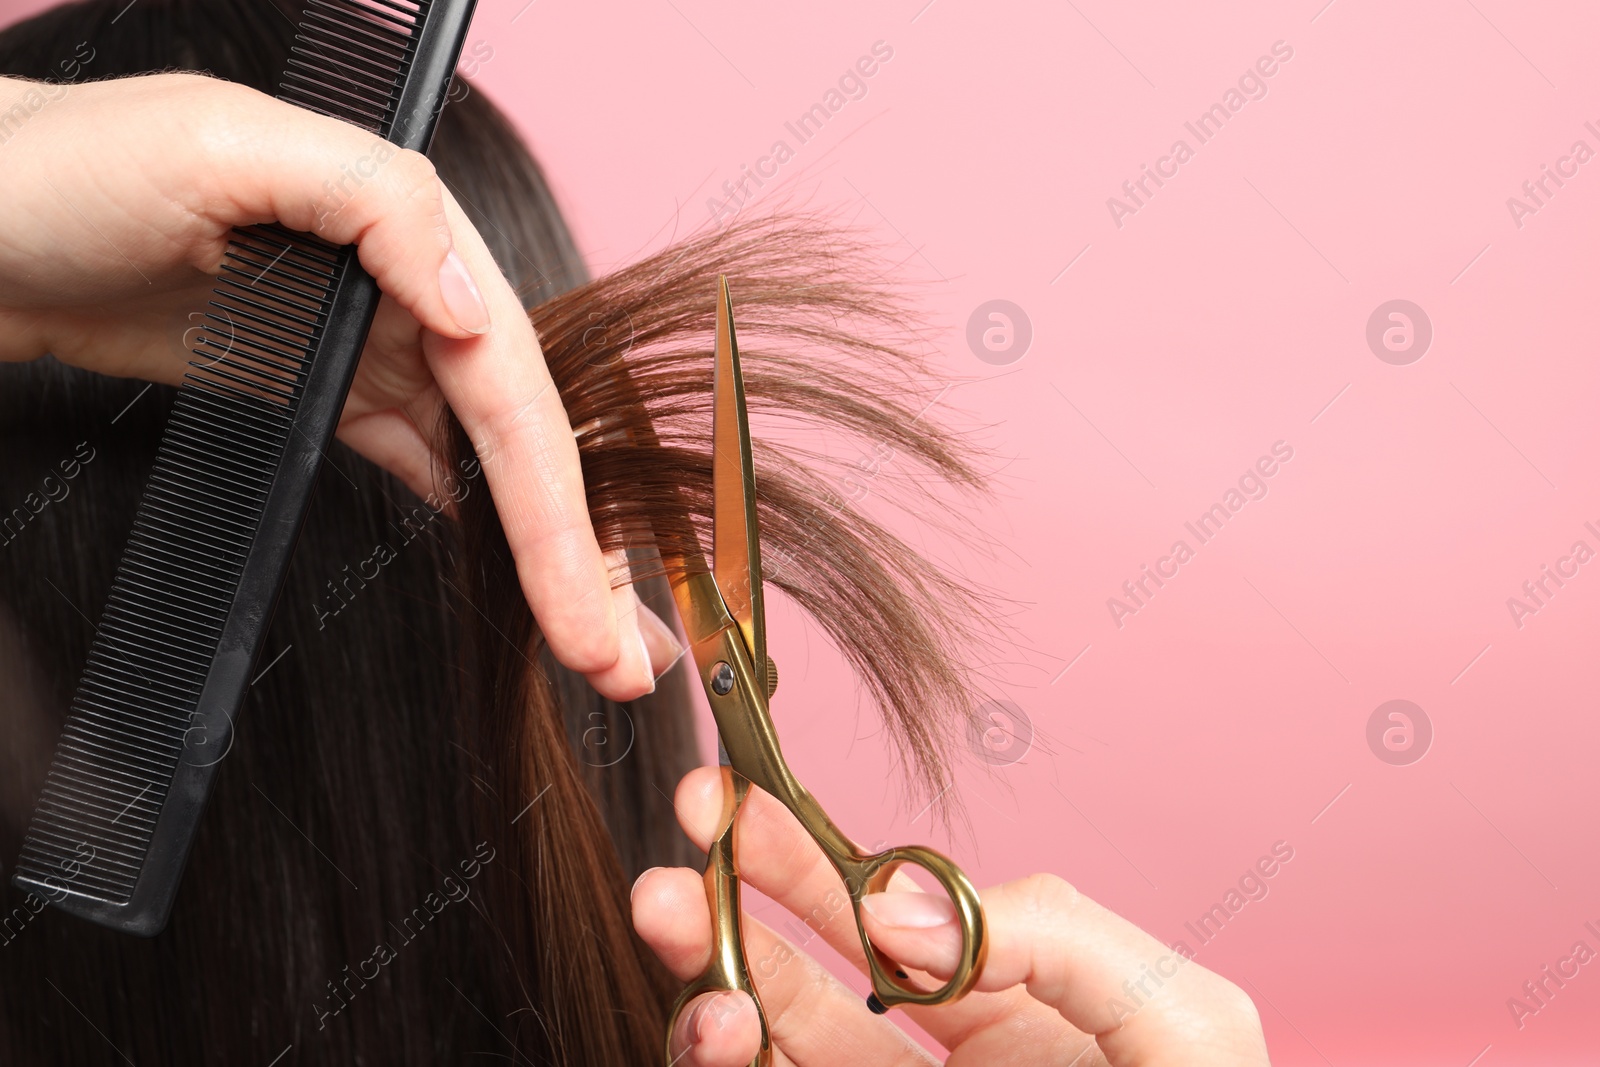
[661, 278, 988, 1065]
[635, 771, 1272, 1066]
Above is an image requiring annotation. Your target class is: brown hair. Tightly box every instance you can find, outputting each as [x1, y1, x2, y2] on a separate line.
[449, 215, 992, 1059]
[0, 1, 989, 1063]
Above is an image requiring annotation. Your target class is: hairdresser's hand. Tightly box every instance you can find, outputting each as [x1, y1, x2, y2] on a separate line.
[632, 768, 1270, 1066]
[0, 72, 676, 701]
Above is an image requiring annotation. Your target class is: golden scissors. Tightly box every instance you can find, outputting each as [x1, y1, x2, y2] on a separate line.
[663, 277, 988, 1064]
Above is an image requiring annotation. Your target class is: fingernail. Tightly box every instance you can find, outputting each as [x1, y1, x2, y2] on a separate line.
[639, 605, 685, 679]
[861, 891, 957, 929]
[688, 992, 741, 1045]
[686, 996, 713, 1045]
[438, 247, 492, 335]
[635, 626, 656, 695]
[630, 866, 661, 902]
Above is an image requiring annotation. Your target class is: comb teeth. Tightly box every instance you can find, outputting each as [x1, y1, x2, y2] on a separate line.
[282, 0, 428, 133]
[14, 226, 342, 905]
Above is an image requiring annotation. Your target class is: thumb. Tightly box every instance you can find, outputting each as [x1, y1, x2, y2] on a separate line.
[860, 873, 1269, 1066]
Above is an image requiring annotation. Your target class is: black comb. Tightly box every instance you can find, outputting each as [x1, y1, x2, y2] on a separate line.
[12, 0, 480, 935]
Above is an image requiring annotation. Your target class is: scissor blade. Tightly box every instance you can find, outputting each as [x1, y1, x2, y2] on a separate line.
[711, 275, 768, 690]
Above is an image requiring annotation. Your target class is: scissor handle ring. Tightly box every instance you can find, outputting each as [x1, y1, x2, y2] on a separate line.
[845, 844, 989, 1011]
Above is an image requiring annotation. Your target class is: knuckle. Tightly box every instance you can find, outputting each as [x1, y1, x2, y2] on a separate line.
[1149, 975, 1259, 1049]
[476, 380, 557, 460]
[793, 955, 830, 1000]
[1016, 871, 1079, 919]
[777, 814, 835, 890]
[481, 394, 534, 442]
[182, 74, 259, 141]
[389, 150, 445, 209]
[1217, 978, 1262, 1027]
[390, 146, 438, 184]
[152, 70, 223, 95]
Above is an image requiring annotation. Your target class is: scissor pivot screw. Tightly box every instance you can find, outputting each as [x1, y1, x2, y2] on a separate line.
[710, 661, 735, 695]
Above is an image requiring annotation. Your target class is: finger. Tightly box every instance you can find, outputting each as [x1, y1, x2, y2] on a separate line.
[671, 768, 870, 962]
[632, 584, 687, 679]
[336, 406, 439, 503]
[673, 772, 1230, 1065]
[858, 871, 1097, 1067]
[0, 308, 47, 364]
[631, 866, 936, 1067]
[582, 551, 653, 700]
[629, 867, 796, 1067]
[669, 770, 1083, 1059]
[669, 991, 770, 1067]
[420, 190, 644, 694]
[623, 545, 688, 679]
[127, 76, 634, 690]
[294, 281, 438, 500]
[188, 76, 489, 339]
[861, 876, 1269, 1066]
[848, 876, 1095, 1066]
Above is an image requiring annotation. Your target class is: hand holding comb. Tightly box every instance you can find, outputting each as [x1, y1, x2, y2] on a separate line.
[13, 0, 480, 935]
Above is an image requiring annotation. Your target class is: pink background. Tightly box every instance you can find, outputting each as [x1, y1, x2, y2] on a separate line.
[482, 3, 1600, 1061]
[10, 0, 1600, 1061]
